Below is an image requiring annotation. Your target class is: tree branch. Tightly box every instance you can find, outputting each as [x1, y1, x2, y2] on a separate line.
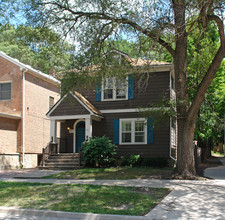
[187, 15, 225, 123]
[41, 2, 175, 57]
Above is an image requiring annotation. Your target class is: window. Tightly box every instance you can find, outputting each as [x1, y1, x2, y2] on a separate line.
[0, 82, 11, 100]
[171, 118, 176, 146]
[171, 75, 175, 90]
[49, 96, 54, 110]
[102, 77, 127, 101]
[120, 119, 147, 144]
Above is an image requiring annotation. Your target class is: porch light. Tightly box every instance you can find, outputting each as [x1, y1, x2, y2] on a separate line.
[67, 126, 71, 131]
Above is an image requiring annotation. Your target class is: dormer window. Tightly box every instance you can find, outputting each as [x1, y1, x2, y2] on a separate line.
[102, 77, 127, 101]
[0, 82, 11, 100]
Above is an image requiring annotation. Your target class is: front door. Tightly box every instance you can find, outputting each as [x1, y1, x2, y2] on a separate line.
[75, 121, 85, 153]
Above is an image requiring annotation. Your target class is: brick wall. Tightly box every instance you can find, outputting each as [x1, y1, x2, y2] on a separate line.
[24, 73, 60, 154]
[0, 117, 18, 154]
[0, 57, 22, 114]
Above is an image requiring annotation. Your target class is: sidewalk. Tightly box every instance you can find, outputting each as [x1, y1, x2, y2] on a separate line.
[1, 159, 225, 219]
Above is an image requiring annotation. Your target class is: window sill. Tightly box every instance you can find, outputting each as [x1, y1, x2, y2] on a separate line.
[119, 142, 147, 145]
[102, 98, 128, 101]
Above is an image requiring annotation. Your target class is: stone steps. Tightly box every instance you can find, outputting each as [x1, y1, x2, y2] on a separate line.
[40, 153, 83, 170]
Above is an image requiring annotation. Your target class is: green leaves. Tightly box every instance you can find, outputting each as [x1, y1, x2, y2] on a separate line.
[82, 136, 117, 167]
[0, 24, 75, 74]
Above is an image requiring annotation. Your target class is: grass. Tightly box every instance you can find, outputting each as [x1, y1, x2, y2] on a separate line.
[211, 151, 224, 157]
[43, 166, 173, 180]
[0, 181, 170, 216]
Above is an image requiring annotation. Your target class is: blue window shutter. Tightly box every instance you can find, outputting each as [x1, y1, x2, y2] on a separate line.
[128, 74, 134, 100]
[147, 118, 154, 144]
[96, 78, 102, 101]
[113, 119, 120, 144]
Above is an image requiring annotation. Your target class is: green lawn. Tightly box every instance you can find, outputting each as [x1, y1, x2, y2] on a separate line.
[0, 182, 170, 216]
[43, 166, 173, 180]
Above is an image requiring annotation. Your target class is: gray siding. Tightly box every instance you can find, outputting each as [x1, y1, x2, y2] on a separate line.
[78, 71, 170, 110]
[50, 94, 89, 116]
[92, 112, 170, 158]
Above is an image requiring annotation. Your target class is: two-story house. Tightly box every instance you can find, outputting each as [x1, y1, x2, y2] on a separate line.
[0, 52, 60, 169]
[46, 50, 177, 163]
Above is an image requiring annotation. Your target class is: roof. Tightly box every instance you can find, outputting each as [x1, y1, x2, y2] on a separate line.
[46, 91, 103, 118]
[0, 51, 60, 85]
[56, 50, 172, 78]
[109, 49, 172, 66]
[73, 91, 103, 117]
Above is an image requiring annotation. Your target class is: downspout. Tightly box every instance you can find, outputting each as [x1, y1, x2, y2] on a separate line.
[22, 68, 28, 167]
[169, 70, 176, 162]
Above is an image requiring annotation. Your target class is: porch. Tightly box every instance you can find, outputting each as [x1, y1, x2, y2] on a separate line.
[50, 115, 102, 154]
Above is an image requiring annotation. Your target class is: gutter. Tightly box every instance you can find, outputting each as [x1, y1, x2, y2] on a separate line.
[22, 68, 28, 167]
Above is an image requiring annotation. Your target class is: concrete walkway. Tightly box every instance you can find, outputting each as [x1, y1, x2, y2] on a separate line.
[1, 160, 225, 220]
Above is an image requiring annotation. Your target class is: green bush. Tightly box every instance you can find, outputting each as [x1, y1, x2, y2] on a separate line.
[121, 154, 142, 167]
[82, 136, 116, 167]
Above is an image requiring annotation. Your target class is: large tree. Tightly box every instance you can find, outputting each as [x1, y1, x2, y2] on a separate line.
[21, 0, 225, 177]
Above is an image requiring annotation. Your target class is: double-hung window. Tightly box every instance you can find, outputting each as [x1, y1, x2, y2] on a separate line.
[102, 77, 127, 101]
[0, 82, 11, 100]
[120, 118, 147, 144]
[49, 96, 55, 110]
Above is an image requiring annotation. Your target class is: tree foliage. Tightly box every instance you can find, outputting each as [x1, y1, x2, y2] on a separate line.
[0, 24, 75, 73]
[14, 0, 225, 177]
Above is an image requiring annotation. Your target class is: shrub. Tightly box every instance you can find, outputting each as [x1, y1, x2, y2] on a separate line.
[82, 136, 116, 167]
[121, 154, 142, 167]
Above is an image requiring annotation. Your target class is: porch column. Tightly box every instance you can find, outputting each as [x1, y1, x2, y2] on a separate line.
[50, 119, 57, 143]
[85, 116, 92, 140]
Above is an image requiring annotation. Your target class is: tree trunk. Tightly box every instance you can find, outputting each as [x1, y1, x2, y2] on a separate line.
[177, 119, 197, 176]
[172, 1, 197, 176]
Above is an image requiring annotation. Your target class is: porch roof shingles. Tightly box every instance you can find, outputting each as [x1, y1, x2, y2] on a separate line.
[73, 91, 103, 117]
[48, 91, 103, 118]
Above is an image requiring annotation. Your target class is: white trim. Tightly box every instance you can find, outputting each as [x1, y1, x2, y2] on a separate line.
[0, 112, 21, 119]
[119, 118, 147, 145]
[47, 92, 103, 119]
[50, 120, 57, 143]
[73, 119, 85, 153]
[169, 117, 177, 161]
[101, 77, 128, 101]
[0, 51, 60, 85]
[48, 115, 90, 120]
[100, 108, 165, 114]
[22, 69, 28, 166]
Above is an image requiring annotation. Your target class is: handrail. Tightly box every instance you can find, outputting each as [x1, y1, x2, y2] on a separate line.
[42, 141, 58, 167]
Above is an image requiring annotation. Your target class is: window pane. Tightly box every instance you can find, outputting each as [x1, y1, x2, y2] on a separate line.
[104, 78, 113, 89]
[116, 89, 126, 99]
[0, 83, 11, 100]
[104, 89, 113, 99]
[135, 121, 144, 131]
[135, 132, 145, 143]
[122, 133, 131, 143]
[122, 121, 131, 131]
[2, 83, 11, 91]
[116, 79, 126, 99]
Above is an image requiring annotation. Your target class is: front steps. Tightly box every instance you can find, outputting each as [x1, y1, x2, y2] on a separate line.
[40, 153, 83, 170]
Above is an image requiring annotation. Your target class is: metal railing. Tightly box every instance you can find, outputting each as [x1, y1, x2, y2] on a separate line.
[42, 141, 59, 167]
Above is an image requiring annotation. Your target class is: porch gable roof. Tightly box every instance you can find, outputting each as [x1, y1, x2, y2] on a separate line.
[46, 91, 103, 118]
